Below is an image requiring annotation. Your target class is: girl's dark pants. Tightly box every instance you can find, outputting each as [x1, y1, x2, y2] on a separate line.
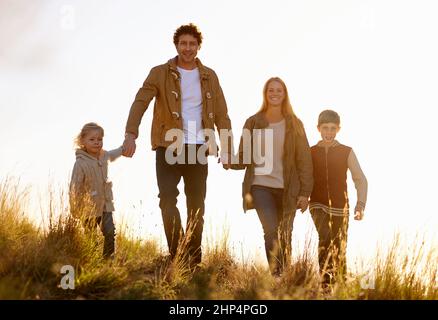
[84, 212, 116, 259]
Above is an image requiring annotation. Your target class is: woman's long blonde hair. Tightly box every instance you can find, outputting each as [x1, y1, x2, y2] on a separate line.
[258, 77, 304, 136]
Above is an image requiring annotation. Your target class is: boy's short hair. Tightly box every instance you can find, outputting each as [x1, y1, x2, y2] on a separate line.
[173, 23, 203, 46]
[318, 110, 341, 126]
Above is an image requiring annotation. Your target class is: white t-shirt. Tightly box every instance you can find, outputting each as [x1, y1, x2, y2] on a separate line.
[252, 119, 286, 188]
[177, 67, 205, 144]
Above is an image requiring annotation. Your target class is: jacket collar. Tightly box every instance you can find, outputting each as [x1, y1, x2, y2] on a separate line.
[168, 56, 209, 80]
[75, 149, 101, 161]
[316, 140, 340, 148]
[253, 112, 294, 130]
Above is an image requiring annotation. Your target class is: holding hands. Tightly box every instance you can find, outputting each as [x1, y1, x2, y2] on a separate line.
[297, 196, 309, 213]
[123, 133, 136, 158]
[218, 152, 232, 170]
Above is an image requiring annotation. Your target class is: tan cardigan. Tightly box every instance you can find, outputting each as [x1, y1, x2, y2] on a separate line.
[69, 147, 123, 218]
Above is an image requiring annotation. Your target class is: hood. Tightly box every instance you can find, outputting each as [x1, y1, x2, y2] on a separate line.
[75, 149, 101, 161]
[252, 112, 294, 131]
[316, 140, 340, 148]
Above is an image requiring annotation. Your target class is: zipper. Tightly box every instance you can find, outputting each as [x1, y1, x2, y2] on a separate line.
[325, 147, 332, 209]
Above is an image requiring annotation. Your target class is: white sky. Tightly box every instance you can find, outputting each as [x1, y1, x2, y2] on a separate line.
[1, 0, 437, 266]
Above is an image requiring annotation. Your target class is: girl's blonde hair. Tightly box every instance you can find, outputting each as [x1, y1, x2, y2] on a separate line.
[258, 77, 305, 136]
[74, 122, 104, 150]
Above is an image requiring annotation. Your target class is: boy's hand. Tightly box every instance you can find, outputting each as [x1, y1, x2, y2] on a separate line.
[354, 210, 364, 220]
[297, 196, 309, 213]
[354, 202, 365, 220]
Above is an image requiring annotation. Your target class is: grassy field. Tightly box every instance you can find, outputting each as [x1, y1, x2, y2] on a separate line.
[0, 177, 436, 300]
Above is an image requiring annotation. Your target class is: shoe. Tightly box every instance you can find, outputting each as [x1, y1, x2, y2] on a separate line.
[321, 283, 333, 298]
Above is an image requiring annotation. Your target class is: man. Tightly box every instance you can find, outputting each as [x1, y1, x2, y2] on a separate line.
[123, 23, 233, 268]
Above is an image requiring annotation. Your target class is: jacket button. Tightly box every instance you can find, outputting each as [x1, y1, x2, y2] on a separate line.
[171, 72, 179, 80]
[206, 92, 211, 99]
[172, 111, 180, 119]
[208, 113, 214, 119]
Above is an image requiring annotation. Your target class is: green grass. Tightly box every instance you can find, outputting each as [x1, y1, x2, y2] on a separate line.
[0, 177, 436, 300]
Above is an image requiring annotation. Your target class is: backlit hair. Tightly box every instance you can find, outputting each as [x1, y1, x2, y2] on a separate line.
[318, 109, 341, 126]
[173, 23, 203, 46]
[74, 122, 104, 150]
[258, 77, 304, 136]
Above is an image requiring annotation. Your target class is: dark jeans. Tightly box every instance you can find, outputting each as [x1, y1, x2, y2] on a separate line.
[156, 145, 208, 266]
[311, 208, 349, 286]
[84, 212, 116, 259]
[251, 185, 296, 275]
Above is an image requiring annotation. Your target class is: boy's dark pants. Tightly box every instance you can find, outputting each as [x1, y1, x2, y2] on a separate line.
[311, 208, 349, 285]
[84, 212, 116, 259]
[251, 185, 296, 275]
[156, 146, 208, 266]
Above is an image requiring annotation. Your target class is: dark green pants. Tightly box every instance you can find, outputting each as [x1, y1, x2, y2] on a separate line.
[311, 208, 349, 286]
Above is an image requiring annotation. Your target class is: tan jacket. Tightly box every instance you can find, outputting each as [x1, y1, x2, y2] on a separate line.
[125, 57, 232, 155]
[231, 113, 314, 213]
[69, 147, 123, 218]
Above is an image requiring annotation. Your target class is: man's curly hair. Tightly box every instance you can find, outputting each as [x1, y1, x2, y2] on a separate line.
[173, 23, 203, 46]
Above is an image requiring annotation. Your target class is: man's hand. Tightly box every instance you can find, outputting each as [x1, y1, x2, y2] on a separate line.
[123, 133, 136, 158]
[219, 153, 232, 170]
[297, 196, 309, 213]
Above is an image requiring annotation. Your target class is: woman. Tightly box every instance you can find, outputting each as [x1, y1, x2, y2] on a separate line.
[230, 77, 313, 276]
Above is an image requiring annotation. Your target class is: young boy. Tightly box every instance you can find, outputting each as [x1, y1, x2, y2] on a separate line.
[309, 110, 368, 288]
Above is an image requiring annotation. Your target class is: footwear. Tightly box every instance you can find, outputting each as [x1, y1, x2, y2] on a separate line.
[271, 265, 283, 278]
[272, 271, 282, 279]
[188, 260, 203, 273]
[321, 283, 333, 298]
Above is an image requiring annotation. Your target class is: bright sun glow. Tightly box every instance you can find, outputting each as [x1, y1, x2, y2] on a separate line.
[1, 0, 437, 271]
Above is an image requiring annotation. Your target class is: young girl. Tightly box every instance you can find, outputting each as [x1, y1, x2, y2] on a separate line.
[69, 122, 123, 259]
[230, 77, 313, 276]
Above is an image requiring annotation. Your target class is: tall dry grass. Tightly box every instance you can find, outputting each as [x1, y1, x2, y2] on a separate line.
[0, 177, 436, 300]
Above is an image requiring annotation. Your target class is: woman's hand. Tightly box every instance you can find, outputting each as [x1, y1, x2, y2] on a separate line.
[297, 196, 309, 213]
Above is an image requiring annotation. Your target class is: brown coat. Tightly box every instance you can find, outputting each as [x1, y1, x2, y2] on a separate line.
[231, 113, 314, 213]
[125, 57, 232, 155]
